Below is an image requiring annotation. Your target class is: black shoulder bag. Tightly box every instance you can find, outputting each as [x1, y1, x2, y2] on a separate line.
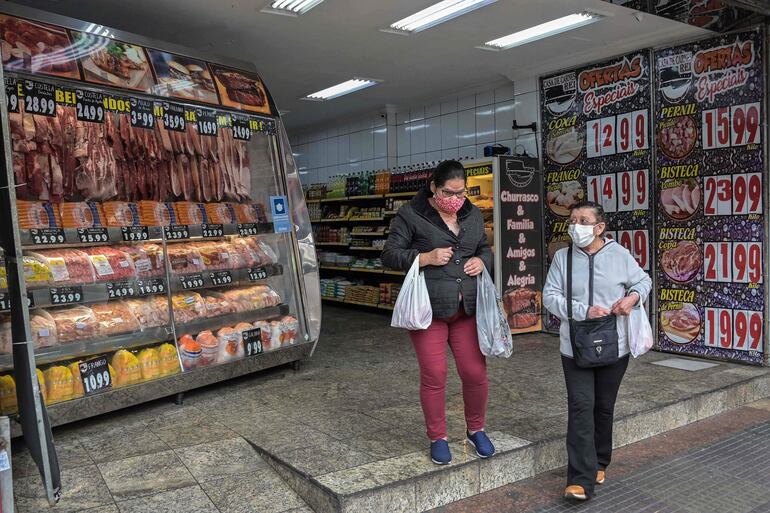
[567, 246, 619, 368]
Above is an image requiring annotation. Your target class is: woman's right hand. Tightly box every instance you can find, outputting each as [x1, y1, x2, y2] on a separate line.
[420, 247, 453, 267]
[587, 305, 611, 319]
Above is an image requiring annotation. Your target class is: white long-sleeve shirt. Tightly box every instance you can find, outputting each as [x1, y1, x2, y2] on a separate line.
[543, 239, 652, 358]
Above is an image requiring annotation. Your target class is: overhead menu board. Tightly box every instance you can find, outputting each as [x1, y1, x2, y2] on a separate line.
[540, 51, 654, 331]
[654, 28, 765, 364]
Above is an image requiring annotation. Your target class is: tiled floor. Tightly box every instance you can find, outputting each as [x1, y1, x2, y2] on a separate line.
[11, 305, 770, 512]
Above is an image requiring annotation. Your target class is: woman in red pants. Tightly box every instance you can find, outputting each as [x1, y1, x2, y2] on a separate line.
[382, 159, 494, 465]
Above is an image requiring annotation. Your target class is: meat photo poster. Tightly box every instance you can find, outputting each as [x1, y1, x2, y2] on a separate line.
[654, 28, 765, 364]
[540, 51, 654, 332]
[497, 155, 543, 334]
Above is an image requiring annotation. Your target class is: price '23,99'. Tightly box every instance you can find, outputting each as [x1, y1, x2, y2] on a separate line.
[704, 173, 762, 216]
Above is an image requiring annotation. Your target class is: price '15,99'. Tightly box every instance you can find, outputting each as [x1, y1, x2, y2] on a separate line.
[705, 308, 762, 352]
[702, 103, 761, 150]
[587, 110, 649, 158]
[704, 173, 762, 216]
[704, 241, 762, 284]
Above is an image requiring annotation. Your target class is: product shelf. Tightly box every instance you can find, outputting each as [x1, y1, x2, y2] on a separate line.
[176, 304, 290, 335]
[170, 264, 283, 292]
[350, 231, 387, 237]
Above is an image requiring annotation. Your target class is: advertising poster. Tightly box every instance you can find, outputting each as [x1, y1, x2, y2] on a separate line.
[147, 49, 219, 104]
[70, 31, 155, 92]
[654, 28, 765, 364]
[497, 155, 543, 334]
[540, 51, 654, 330]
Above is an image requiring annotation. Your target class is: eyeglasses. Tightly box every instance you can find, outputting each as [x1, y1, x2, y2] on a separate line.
[439, 188, 466, 198]
[569, 218, 603, 226]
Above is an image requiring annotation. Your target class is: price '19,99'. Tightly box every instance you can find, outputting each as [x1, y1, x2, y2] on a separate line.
[705, 308, 762, 352]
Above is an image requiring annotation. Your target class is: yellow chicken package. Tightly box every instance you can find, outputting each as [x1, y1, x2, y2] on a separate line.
[0, 375, 17, 414]
[111, 349, 142, 387]
[138, 347, 161, 381]
[36, 368, 47, 404]
[158, 343, 181, 376]
[68, 361, 84, 398]
[109, 364, 116, 385]
[44, 366, 74, 404]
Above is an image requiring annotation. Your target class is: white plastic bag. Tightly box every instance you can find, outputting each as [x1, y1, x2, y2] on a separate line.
[476, 268, 513, 358]
[391, 256, 432, 330]
[627, 303, 653, 358]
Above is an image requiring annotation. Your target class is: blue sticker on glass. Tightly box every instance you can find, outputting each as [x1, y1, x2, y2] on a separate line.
[270, 195, 291, 233]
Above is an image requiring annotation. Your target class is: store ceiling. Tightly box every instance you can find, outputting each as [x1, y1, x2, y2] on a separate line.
[10, 0, 707, 131]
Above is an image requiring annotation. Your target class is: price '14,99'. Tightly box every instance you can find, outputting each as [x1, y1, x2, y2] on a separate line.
[587, 169, 648, 213]
[705, 308, 762, 352]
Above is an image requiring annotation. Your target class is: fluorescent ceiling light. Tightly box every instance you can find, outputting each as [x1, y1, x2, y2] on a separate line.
[482, 12, 603, 50]
[263, 0, 324, 16]
[389, 0, 496, 33]
[303, 79, 380, 101]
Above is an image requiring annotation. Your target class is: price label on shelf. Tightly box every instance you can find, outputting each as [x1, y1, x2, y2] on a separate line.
[27, 293, 35, 309]
[161, 102, 186, 132]
[106, 280, 135, 299]
[29, 228, 65, 245]
[136, 278, 165, 296]
[705, 308, 763, 352]
[587, 110, 648, 158]
[248, 267, 268, 282]
[130, 97, 155, 129]
[79, 356, 112, 396]
[164, 225, 190, 240]
[704, 173, 762, 216]
[232, 115, 252, 141]
[49, 286, 83, 305]
[75, 89, 105, 123]
[209, 271, 233, 286]
[201, 223, 224, 238]
[237, 223, 259, 236]
[703, 241, 762, 283]
[0, 294, 9, 311]
[121, 226, 150, 242]
[5, 77, 18, 113]
[242, 328, 263, 357]
[180, 273, 204, 290]
[77, 227, 110, 244]
[196, 108, 218, 137]
[702, 103, 761, 150]
[23, 80, 56, 117]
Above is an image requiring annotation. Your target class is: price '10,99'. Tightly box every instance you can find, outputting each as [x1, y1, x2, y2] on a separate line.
[604, 229, 649, 270]
[704, 241, 762, 284]
[704, 173, 762, 216]
[705, 308, 762, 352]
[587, 110, 649, 158]
[587, 169, 649, 213]
[702, 103, 761, 150]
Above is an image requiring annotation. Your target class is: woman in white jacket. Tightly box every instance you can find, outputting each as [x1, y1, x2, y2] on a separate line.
[543, 201, 652, 502]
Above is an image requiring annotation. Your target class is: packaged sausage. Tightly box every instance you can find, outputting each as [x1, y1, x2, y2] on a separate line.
[280, 315, 299, 346]
[205, 203, 238, 224]
[44, 365, 74, 404]
[49, 306, 100, 343]
[91, 302, 141, 336]
[81, 247, 137, 282]
[58, 202, 106, 228]
[102, 202, 142, 227]
[27, 249, 96, 286]
[191, 242, 234, 270]
[137, 201, 174, 227]
[174, 202, 209, 225]
[111, 349, 142, 387]
[157, 343, 181, 376]
[252, 320, 273, 352]
[68, 361, 84, 398]
[0, 375, 17, 414]
[138, 347, 161, 381]
[17, 201, 61, 229]
[30, 312, 58, 348]
[233, 203, 267, 223]
[216, 327, 243, 363]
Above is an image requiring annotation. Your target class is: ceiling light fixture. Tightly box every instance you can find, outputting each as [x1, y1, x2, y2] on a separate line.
[302, 79, 380, 101]
[262, 0, 324, 16]
[387, 0, 497, 34]
[481, 12, 604, 50]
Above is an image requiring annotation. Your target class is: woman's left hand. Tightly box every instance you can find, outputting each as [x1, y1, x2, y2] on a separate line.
[611, 293, 639, 316]
[464, 257, 485, 276]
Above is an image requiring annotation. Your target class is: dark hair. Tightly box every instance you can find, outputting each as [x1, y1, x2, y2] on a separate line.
[431, 160, 466, 188]
[571, 201, 607, 233]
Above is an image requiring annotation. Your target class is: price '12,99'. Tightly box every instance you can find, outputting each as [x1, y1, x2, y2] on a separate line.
[587, 110, 649, 158]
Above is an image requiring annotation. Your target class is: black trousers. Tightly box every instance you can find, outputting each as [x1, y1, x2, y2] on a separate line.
[561, 354, 630, 495]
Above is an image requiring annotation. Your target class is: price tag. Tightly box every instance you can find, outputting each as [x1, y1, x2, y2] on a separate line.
[209, 270, 233, 286]
[242, 328, 263, 356]
[617, 230, 649, 270]
[106, 280, 135, 299]
[22, 80, 56, 117]
[180, 273, 204, 290]
[0, 294, 9, 311]
[29, 228, 65, 245]
[77, 227, 109, 244]
[121, 226, 149, 242]
[232, 115, 252, 141]
[706, 308, 763, 352]
[49, 286, 83, 305]
[249, 117, 276, 135]
[5, 77, 18, 113]
[703, 103, 761, 149]
[600, 174, 617, 213]
[201, 223, 224, 238]
[136, 278, 165, 296]
[162, 102, 186, 132]
[248, 267, 268, 282]
[75, 89, 105, 123]
[27, 293, 35, 309]
[704, 241, 762, 283]
[197, 108, 218, 137]
[238, 223, 259, 236]
[130, 97, 155, 129]
[164, 225, 190, 240]
[79, 356, 112, 396]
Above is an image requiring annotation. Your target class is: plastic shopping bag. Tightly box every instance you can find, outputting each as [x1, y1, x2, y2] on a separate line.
[391, 256, 432, 330]
[476, 268, 513, 358]
[627, 303, 653, 358]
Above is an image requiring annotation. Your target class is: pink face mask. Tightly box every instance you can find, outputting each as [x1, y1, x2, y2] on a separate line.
[434, 194, 465, 214]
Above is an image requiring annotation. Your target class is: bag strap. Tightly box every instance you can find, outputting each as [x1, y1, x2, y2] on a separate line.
[567, 246, 572, 320]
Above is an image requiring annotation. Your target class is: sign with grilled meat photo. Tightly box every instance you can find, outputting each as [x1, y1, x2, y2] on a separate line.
[209, 63, 271, 115]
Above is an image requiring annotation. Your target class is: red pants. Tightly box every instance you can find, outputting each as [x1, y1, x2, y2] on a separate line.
[409, 308, 488, 441]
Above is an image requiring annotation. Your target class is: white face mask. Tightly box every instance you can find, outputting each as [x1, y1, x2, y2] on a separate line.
[568, 223, 596, 248]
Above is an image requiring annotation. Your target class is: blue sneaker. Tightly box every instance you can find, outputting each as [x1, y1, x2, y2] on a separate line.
[430, 439, 452, 465]
[467, 430, 495, 458]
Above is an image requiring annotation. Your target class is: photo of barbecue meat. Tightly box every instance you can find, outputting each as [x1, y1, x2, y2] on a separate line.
[661, 303, 701, 344]
[661, 241, 702, 283]
[211, 64, 271, 114]
[0, 14, 79, 79]
[503, 288, 541, 329]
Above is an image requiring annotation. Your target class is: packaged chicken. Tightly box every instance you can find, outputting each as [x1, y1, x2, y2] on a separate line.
[216, 327, 244, 363]
[44, 365, 74, 404]
[205, 203, 238, 224]
[191, 242, 234, 270]
[220, 285, 281, 312]
[137, 201, 175, 226]
[178, 334, 201, 371]
[234, 203, 267, 223]
[50, 306, 100, 343]
[0, 375, 17, 414]
[91, 302, 141, 336]
[201, 293, 236, 317]
[231, 238, 278, 266]
[138, 347, 161, 381]
[196, 331, 219, 366]
[112, 349, 143, 387]
[36, 368, 47, 405]
[252, 320, 273, 352]
[167, 245, 205, 275]
[23, 255, 54, 287]
[114, 244, 164, 278]
[0, 315, 11, 354]
[171, 292, 207, 324]
[68, 361, 84, 398]
[102, 202, 143, 227]
[123, 297, 170, 328]
[26, 249, 96, 285]
[58, 202, 106, 228]
[278, 315, 299, 346]
[158, 343, 181, 376]
[174, 202, 209, 225]
[81, 247, 137, 282]
[17, 201, 62, 229]
[30, 312, 58, 348]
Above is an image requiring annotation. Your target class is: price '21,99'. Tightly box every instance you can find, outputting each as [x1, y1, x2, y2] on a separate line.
[587, 110, 649, 158]
[702, 103, 760, 150]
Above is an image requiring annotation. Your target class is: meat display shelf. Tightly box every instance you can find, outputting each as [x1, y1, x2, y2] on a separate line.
[348, 246, 384, 251]
[382, 270, 406, 276]
[350, 231, 387, 237]
[17, 277, 169, 311]
[319, 197, 349, 203]
[384, 191, 418, 198]
[171, 264, 283, 292]
[309, 192, 418, 202]
[316, 242, 350, 246]
[176, 304, 290, 335]
[318, 266, 405, 276]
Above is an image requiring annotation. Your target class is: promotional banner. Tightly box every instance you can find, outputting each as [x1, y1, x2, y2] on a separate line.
[654, 28, 765, 364]
[540, 51, 654, 330]
[497, 155, 543, 334]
